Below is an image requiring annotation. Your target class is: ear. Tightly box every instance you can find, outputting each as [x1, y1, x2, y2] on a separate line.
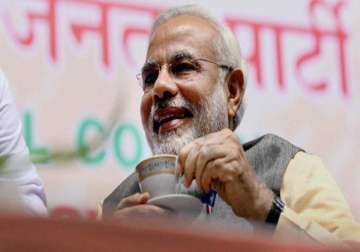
[226, 68, 245, 123]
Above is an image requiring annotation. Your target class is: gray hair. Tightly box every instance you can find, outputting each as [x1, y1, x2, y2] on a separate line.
[149, 4, 247, 130]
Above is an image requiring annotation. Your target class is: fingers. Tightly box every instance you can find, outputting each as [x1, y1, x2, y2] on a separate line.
[194, 146, 221, 190]
[177, 140, 196, 175]
[180, 143, 226, 189]
[201, 158, 235, 192]
[177, 133, 220, 175]
[113, 193, 174, 220]
[114, 204, 173, 219]
[177, 129, 242, 191]
[117, 192, 150, 210]
[195, 154, 208, 191]
[183, 143, 200, 187]
[201, 159, 222, 192]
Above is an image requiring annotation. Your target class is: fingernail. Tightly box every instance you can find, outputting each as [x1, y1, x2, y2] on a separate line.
[141, 193, 150, 202]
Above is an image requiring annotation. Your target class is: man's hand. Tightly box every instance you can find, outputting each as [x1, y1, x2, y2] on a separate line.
[112, 192, 173, 219]
[178, 128, 273, 221]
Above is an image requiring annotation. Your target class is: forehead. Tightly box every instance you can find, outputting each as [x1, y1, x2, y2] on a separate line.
[146, 15, 219, 63]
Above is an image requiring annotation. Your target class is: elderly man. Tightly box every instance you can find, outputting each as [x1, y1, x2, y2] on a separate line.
[102, 5, 359, 244]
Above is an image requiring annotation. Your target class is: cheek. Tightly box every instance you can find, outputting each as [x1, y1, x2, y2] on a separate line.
[178, 78, 217, 104]
[140, 94, 152, 129]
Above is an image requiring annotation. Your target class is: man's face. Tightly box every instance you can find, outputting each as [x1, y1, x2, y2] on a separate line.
[140, 15, 229, 154]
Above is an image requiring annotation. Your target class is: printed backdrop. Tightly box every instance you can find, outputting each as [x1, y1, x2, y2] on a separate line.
[0, 0, 359, 219]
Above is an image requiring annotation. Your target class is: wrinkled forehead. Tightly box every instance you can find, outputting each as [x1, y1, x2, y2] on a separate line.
[146, 15, 219, 64]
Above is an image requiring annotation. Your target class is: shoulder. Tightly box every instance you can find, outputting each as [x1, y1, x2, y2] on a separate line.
[286, 152, 330, 183]
[283, 152, 332, 194]
[244, 134, 303, 161]
[282, 151, 349, 211]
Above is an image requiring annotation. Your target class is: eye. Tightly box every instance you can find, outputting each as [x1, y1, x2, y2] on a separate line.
[171, 61, 198, 76]
[143, 70, 159, 89]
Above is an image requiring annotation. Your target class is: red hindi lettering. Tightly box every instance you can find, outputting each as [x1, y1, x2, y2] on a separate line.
[70, 1, 111, 68]
[69, 0, 161, 68]
[225, 18, 287, 90]
[226, 0, 349, 97]
[119, 5, 161, 67]
[274, 26, 286, 90]
[2, 0, 59, 63]
[225, 19, 264, 89]
[295, 29, 327, 93]
[295, 0, 348, 97]
[122, 26, 149, 66]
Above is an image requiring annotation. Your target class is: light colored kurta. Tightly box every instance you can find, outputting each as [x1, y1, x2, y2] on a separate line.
[276, 152, 360, 245]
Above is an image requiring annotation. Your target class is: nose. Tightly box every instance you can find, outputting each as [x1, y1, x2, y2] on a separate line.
[152, 66, 178, 100]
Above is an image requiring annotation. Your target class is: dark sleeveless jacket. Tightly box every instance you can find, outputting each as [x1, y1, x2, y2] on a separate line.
[102, 134, 302, 229]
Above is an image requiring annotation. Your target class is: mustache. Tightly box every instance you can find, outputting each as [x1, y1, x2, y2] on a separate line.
[155, 96, 193, 111]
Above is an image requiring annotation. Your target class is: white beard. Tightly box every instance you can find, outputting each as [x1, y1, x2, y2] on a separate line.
[147, 83, 229, 155]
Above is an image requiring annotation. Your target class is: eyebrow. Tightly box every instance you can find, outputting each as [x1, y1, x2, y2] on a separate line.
[170, 50, 194, 62]
[141, 50, 196, 73]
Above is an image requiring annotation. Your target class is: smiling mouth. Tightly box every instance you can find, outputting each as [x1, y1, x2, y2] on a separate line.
[153, 107, 193, 134]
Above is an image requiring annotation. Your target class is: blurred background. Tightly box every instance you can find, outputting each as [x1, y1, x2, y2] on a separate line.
[0, 0, 359, 220]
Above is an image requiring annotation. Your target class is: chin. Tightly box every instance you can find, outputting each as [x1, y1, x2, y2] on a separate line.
[150, 126, 197, 155]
